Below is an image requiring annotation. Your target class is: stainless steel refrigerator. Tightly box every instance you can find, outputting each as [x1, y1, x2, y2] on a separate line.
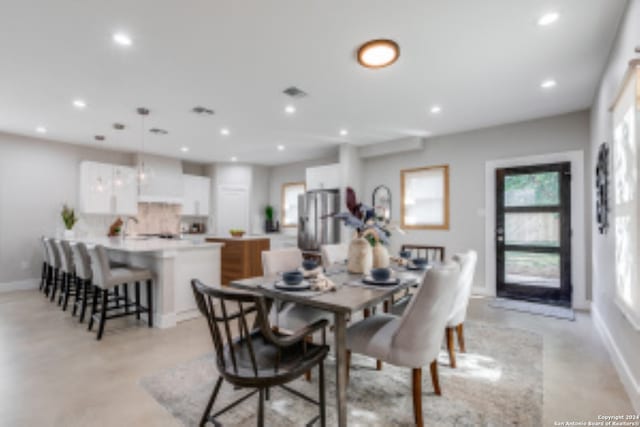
[298, 189, 341, 251]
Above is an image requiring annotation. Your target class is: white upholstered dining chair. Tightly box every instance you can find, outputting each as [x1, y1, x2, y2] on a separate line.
[261, 248, 333, 380]
[345, 262, 461, 427]
[320, 243, 348, 269]
[445, 250, 477, 368]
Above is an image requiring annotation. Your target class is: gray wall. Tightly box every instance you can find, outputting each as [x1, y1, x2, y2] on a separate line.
[589, 0, 640, 411]
[0, 132, 133, 285]
[362, 110, 590, 292]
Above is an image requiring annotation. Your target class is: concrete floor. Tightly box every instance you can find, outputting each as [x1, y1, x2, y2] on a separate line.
[0, 290, 633, 426]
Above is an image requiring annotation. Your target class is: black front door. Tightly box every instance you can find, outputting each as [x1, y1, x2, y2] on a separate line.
[496, 162, 572, 307]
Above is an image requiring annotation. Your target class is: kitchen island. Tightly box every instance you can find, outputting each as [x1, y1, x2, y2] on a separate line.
[75, 237, 223, 328]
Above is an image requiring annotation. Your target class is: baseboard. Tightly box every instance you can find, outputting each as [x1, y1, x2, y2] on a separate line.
[472, 285, 493, 297]
[0, 278, 39, 293]
[592, 304, 640, 412]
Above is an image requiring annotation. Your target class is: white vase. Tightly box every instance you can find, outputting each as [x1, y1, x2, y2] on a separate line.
[347, 237, 373, 274]
[372, 244, 390, 268]
[63, 229, 75, 240]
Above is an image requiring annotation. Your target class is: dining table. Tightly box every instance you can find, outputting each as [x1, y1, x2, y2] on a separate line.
[229, 265, 426, 427]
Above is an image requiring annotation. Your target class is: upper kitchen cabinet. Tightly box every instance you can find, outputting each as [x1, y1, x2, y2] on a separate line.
[182, 174, 211, 217]
[79, 161, 137, 215]
[305, 163, 341, 190]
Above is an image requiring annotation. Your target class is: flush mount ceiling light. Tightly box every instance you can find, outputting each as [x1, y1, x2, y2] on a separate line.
[537, 12, 560, 27]
[36, 126, 47, 134]
[73, 99, 87, 109]
[285, 105, 296, 114]
[339, 129, 349, 136]
[113, 32, 132, 46]
[220, 128, 230, 136]
[541, 79, 557, 89]
[277, 144, 285, 151]
[357, 39, 400, 69]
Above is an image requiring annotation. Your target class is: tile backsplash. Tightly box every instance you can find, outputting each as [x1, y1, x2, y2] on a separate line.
[74, 203, 182, 237]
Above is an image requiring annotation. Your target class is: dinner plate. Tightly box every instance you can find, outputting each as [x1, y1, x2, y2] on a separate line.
[274, 280, 312, 291]
[362, 277, 400, 286]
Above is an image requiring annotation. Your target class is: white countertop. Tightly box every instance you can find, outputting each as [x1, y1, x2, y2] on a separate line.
[73, 237, 224, 253]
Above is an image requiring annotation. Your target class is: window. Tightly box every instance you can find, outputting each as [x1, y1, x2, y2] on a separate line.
[401, 165, 449, 230]
[281, 182, 305, 227]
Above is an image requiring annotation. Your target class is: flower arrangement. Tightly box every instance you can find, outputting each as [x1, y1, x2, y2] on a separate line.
[61, 204, 78, 230]
[331, 187, 392, 247]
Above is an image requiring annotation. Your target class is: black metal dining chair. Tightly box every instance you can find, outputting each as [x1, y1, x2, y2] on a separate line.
[191, 279, 329, 427]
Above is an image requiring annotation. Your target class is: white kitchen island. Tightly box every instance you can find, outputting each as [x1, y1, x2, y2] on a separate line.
[75, 237, 223, 329]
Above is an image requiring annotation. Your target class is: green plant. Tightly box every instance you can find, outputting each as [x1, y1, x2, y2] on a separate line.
[61, 204, 78, 230]
[265, 205, 274, 221]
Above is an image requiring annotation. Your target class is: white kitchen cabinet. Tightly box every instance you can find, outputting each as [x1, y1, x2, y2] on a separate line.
[79, 161, 138, 215]
[182, 175, 210, 217]
[305, 163, 341, 190]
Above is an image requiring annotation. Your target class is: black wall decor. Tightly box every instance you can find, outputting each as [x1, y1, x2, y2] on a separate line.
[595, 142, 610, 234]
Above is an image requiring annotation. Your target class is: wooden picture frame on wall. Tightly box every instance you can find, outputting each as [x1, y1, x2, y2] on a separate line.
[281, 182, 306, 228]
[400, 164, 450, 230]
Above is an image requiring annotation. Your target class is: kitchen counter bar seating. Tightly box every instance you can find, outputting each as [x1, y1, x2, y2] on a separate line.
[87, 244, 154, 340]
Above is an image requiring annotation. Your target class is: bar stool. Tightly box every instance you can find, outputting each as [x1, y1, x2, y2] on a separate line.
[40, 237, 52, 292]
[57, 240, 79, 311]
[70, 242, 95, 322]
[87, 245, 154, 340]
[46, 239, 63, 302]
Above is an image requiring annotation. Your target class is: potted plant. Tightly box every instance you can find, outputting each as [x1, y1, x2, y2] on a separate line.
[61, 204, 78, 239]
[265, 205, 275, 232]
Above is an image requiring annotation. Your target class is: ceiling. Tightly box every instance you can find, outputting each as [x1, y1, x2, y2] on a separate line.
[0, 0, 627, 165]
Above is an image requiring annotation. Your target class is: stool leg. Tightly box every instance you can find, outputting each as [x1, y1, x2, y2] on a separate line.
[97, 289, 108, 340]
[62, 273, 72, 311]
[79, 279, 90, 323]
[114, 286, 120, 307]
[50, 269, 59, 302]
[58, 272, 67, 306]
[72, 276, 80, 316]
[40, 262, 47, 291]
[146, 279, 153, 328]
[88, 286, 99, 331]
[123, 283, 130, 313]
[135, 282, 141, 320]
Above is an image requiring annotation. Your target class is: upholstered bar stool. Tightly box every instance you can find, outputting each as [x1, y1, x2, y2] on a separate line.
[46, 239, 63, 302]
[57, 240, 78, 311]
[40, 237, 52, 293]
[87, 244, 154, 340]
[70, 242, 95, 322]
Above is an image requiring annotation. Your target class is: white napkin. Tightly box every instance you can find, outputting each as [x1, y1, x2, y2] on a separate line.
[309, 273, 336, 291]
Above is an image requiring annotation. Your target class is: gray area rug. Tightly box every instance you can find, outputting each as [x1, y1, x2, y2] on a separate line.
[489, 297, 575, 321]
[140, 322, 542, 426]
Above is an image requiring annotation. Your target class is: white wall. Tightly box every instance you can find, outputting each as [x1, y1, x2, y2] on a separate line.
[0, 132, 133, 286]
[362, 110, 590, 293]
[590, 0, 640, 411]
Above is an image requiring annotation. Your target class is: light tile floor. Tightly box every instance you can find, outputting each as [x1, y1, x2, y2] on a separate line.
[0, 290, 633, 426]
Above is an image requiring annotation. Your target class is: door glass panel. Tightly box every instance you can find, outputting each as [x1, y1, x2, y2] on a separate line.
[505, 213, 560, 247]
[504, 172, 560, 207]
[504, 251, 560, 288]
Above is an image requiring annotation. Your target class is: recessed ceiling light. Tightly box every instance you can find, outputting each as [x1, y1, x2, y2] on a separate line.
[231, 156, 238, 162]
[112, 32, 132, 46]
[339, 129, 349, 136]
[220, 128, 230, 136]
[180, 146, 189, 153]
[36, 126, 47, 134]
[73, 99, 87, 109]
[541, 79, 557, 89]
[538, 12, 560, 27]
[285, 105, 296, 114]
[357, 39, 400, 69]
[277, 144, 285, 151]
[430, 105, 442, 114]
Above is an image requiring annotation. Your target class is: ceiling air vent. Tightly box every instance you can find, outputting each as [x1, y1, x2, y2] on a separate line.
[149, 128, 169, 135]
[113, 123, 125, 130]
[192, 106, 214, 115]
[94, 135, 106, 141]
[283, 86, 308, 98]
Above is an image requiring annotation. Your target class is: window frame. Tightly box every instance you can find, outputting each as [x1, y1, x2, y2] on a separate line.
[281, 182, 306, 228]
[400, 164, 450, 230]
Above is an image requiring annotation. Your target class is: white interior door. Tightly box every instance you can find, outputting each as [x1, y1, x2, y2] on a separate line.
[216, 185, 249, 235]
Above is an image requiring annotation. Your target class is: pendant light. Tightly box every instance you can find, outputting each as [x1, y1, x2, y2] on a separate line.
[137, 107, 153, 185]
